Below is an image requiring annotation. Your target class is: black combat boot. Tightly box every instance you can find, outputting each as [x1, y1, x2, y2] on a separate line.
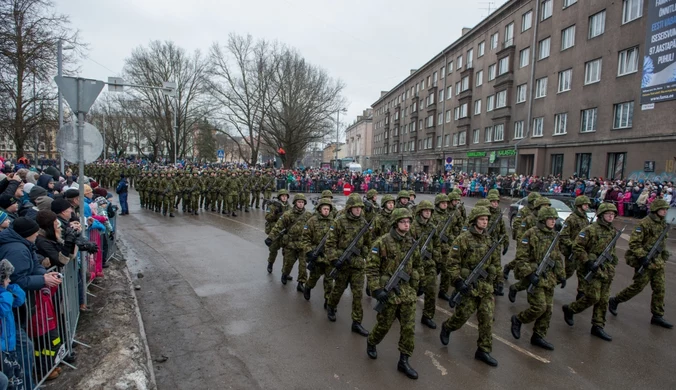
[232, 212, 237, 217]
[244, 208, 249, 213]
[194, 211, 199, 216]
[303, 285, 311, 301]
[474, 349, 498, 367]
[267, 262, 273, 273]
[296, 282, 304, 292]
[562, 305, 575, 326]
[367, 342, 377, 359]
[575, 291, 585, 300]
[421, 316, 437, 329]
[591, 325, 612, 341]
[530, 334, 554, 350]
[510, 315, 522, 339]
[281, 274, 288, 285]
[608, 297, 619, 316]
[327, 306, 336, 322]
[438, 291, 451, 301]
[508, 285, 517, 303]
[169, 213, 175, 217]
[323, 298, 328, 310]
[651, 315, 674, 329]
[162, 211, 167, 216]
[503, 265, 510, 280]
[494, 282, 504, 296]
[397, 354, 418, 379]
[351, 321, 369, 337]
[439, 325, 451, 346]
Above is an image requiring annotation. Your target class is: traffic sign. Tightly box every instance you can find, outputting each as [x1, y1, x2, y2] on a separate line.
[54, 76, 104, 114]
[217, 149, 225, 158]
[445, 163, 453, 171]
[446, 157, 453, 164]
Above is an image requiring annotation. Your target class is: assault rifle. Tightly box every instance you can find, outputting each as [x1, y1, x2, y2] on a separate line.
[307, 229, 331, 271]
[373, 237, 422, 313]
[637, 218, 674, 275]
[449, 236, 505, 308]
[487, 208, 506, 236]
[419, 224, 438, 261]
[527, 223, 566, 294]
[583, 226, 626, 281]
[439, 203, 463, 243]
[328, 219, 373, 279]
[264, 228, 287, 247]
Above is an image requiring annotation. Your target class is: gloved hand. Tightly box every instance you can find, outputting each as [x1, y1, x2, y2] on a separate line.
[436, 262, 442, 275]
[78, 241, 98, 253]
[502, 245, 509, 256]
[559, 278, 566, 289]
[639, 256, 651, 268]
[372, 289, 388, 304]
[454, 279, 469, 295]
[417, 286, 424, 296]
[586, 260, 599, 273]
[264, 238, 273, 247]
[528, 273, 540, 286]
[306, 252, 317, 263]
[109, 232, 115, 242]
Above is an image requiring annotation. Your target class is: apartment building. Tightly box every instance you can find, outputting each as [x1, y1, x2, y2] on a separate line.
[370, 0, 676, 180]
[344, 109, 374, 169]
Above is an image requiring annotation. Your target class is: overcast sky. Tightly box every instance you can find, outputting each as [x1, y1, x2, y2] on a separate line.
[57, 0, 506, 135]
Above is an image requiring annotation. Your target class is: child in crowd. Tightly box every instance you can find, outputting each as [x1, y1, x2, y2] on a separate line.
[0, 259, 27, 389]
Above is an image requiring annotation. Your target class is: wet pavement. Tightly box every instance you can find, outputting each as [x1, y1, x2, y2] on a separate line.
[117, 190, 676, 389]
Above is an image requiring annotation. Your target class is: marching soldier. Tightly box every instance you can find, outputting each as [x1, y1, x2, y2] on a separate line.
[439, 206, 501, 367]
[301, 198, 334, 308]
[486, 190, 509, 296]
[451, 188, 467, 221]
[325, 196, 371, 337]
[262, 170, 276, 207]
[562, 203, 620, 341]
[187, 170, 201, 215]
[158, 171, 175, 217]
[225, 171, 240, 216]
[504, 192, 541, 281]
[395, 191, 410, 209]
[559, 195, 592, 298]
[264, 190, 291, 274]
[410, 200, 439, 329]
[320, 190, 338, 219]
[371, 195, 395, 241]
[137, 172, 148, 208]
[239, 170, 252, 213]
[366, 208, 423, 380]
[436, 192, 465, 300]
[609, 199, 673, 329]
[510, 206, 565, 350]
[251, 170, 263, 209]
[363, 189, 379, 222]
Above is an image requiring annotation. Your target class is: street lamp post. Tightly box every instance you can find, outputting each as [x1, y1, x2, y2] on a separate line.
[335, 108, 346, 168]
[57, 40, 74, 173]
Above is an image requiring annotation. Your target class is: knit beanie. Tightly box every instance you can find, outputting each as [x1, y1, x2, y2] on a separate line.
[51, 198, 72, 215]
[0, 259, 14, 281]
[36, 196, 53, 212]
[36, 210, 58, 230]
[12, 217, 39, 238]
[0, 211, 7, 225]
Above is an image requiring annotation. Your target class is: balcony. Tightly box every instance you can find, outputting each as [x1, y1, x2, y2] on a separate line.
[457, 89, 473, 101]
[457, 117, 471, 128]
[502, 38, 515, 50]
[426, 104, 437, 113]
[496, 40, 516, 57]
[493, 72, 513, 88]
[394, 115, 400, 124]
[428, 84, 438, 93]
[491, 106, 511, 120]
[410, 110, 419, 119]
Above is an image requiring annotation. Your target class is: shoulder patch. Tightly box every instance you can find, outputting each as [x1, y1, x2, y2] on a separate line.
[635, 227, 642, 233]
[330, 226, 334, 230]
[521, 222, 527, 227]
[521, 238, 529, 244]
[462, 226, 468, 232]
[578, 232, 586, 238]
[452, 245, 459, 251]
[303, 225, 308, 230]
[371, 247, 379, 254]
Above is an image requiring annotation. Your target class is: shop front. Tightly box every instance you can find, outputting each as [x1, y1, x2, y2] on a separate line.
[462, 149, 516, 175]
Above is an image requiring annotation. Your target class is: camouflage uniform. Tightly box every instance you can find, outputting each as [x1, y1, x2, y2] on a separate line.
[363, 189, 379, 223]
[187, 172, 202, 215]
[410, 200, 440, 325]
[440, 207, 500, 358]
[158, 172, 175, 216]
[485, 191, 509, 295]
[513, 207, 565, 341]
[269, 194, 312, 285]
[206, 172, 220, 211]
[262, 172, 276, 206]
[137, 173, 148, 208]
[251, 171, 263, 209]
[367, 208, 423, 357]
[239, 171, 252, 212]
[301, 199, 334, 303]
[325, 197, 372, 324]
[265, 190, 291, 269]
[371, 195, 394, 241]
[320, 190, 338, 220]
[395, 190, 411, 210]
[560, 196, 592, 280]
[451, 188, 467, 221]
[435, 193, 465, 297]
[611, 199, 672, 326]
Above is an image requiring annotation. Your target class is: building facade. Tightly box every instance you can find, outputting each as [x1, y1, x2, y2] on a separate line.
[371, 0, 676, 181]
[344, 109, 374, 169]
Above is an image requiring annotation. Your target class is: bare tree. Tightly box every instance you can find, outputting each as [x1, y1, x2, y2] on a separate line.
[123, 40, 210, 163]
[263, 49, 345, 168]
[195, 119, 216, 163]
[208, 34, 279, 165]
[0, 0, 82, 158]
[88, 94, 131, 158]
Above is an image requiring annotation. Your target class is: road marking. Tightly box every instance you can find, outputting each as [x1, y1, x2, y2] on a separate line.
[431, 302, 551, 364]
[424, 350, 448, 375]
[206, 211, 265, 233]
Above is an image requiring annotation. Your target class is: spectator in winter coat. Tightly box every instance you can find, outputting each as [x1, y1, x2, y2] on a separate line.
[0, 259, 27, 388]
[35, 210, 78, 268]
[0, 195, 19, 222]
[0, 211, 9, 232]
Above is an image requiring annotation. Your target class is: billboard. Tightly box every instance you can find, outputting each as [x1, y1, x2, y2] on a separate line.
[641, 0, 676, 104]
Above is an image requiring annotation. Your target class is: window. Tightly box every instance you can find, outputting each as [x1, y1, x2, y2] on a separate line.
[563, 0, 577, 7]
[551, 154, 564, 176]
[426, 115, 434, 128]
[475, 70, 483, 86]
[589, 11, 606, 38]
[554, 113, 568, 135]
[453, 133, 459, 146]
[433, 72, 438, 86]
[485, 127, 493, 142]
[459, 103, 468, 118]
[473, 129, 480, 144]
[488, 64, 496, 80]
[457, 55, 463, 69]
[421, 79, 425, 89]
[448, 61, 454, 73]
[487, 95, 495, 111]
[496, 90, 507, 108]
[581, 108, 597, 132]
[607, 152, 626, 180]
[437, 136, 442, 148]
[478, 41, 485, 57]
[491, 33, 499, 49]
[428, 92, 435, 105]
[461, 76, 469, 91]
[494, 124, 504, 141]
[522, 10, 533, 32]
[412, 102, 417, 111]
[467, 48, 474, 68]
[456, 81, 461, 95]
[538, 37, 551, 59]
[474, 99, 482, 115]
[535, 77, 548, 98]
[558, 69, 572, 92]
[439, 89, 444, 101]
[532, 117, 544, 137]
[519, 47, 530, 68]
[618, 47, 639, 76]
[584, 59, 602, 84]
[446, 109, 452, 123]
[498, 56, 509, 75]
[561, 25, 576, 50]
[444, 134, 450, 146]
[622, 0, 643, 24]
[613, 101, 634, 129]
[446, 86, 452, 99]
[541, 0, 553, 20]
[575, 153, 592, 178]
[459, 131, 466, 145]
[437, 112, 443, 125]
[441, 66, 445, 76]
[514, 121, 524, 139]
[504, 23, 514, 46]
[516, 83, 527, 103]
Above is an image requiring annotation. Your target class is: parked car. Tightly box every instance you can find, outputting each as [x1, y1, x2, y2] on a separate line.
[509, 194, 596, 231]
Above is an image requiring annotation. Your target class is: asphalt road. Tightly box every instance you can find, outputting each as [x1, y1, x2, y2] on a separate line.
[117, 190, 676, 389]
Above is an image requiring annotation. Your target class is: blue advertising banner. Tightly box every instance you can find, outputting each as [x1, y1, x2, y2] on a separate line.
[641, 0, 676, 104]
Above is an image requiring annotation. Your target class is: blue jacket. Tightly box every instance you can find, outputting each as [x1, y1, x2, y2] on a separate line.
[0, 284, 26, 352]
[0, 229, 47, 291]
[84, 197, 106, 232]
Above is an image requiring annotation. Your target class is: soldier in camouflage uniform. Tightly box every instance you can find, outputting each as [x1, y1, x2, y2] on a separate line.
[410, 200, 440, 329]
[451, 188, 467, 221]
[137, 172, 148, 208]
[239, 170, 252, 212]
[175, 171, 187, 212]
[408, 191, 417, 210]
[395, 191, 410, 209]
[264, 190, 291, 274]
[371, 195, 395, 241]
[562, 203, 620, 341]
[486, 190, 509, 296]
[187, 170, 201, 215]
[301, 198, 334, 308]
[366, 208, 423, 380]
[363, 189, 379, 222]
[261, 170, 276, 208]
[158, 171, 176, 217]
[149, 171, 160, 212]
[225, 171, 240, 216]
[439, 206, 501, 367]
[510, 206, 566, 350]
[320, 190, 338, 219]
[609, 199, 673, 329]
[559, 195, 592, 298]
[251, 170, 263, 209]
[433, 193, 464, 301]
[507, 196, 551, 302]
[325, 196, 371, 337]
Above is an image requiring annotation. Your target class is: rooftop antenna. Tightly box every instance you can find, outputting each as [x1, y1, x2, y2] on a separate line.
[479, 1, 496, 18]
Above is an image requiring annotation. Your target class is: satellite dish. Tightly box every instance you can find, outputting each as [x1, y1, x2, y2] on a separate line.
[56, 122, 103, 163]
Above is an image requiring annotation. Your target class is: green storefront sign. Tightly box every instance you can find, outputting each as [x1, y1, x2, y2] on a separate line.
[466, 149, 516, 158]
[497, 149, 517, 157]
[466, 151, 486, 158]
